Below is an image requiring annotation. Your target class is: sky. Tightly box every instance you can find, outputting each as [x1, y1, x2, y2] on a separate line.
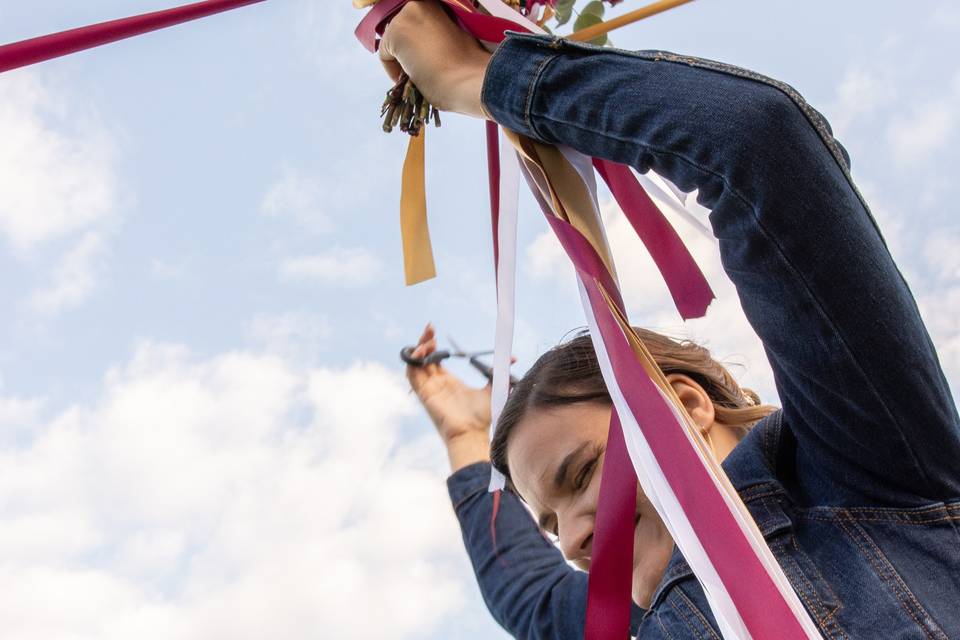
[0, 1, 958, 638]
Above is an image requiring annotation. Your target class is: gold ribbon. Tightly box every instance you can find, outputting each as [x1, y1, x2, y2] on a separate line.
[400, 131, 436, 285]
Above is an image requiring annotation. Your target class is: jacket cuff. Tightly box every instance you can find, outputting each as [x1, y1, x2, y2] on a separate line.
[446, 461, 493, 511]
[481, 32, 562, 139]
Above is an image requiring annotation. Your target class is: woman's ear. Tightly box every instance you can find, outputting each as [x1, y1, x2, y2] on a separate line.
[665, 373, 716, 433]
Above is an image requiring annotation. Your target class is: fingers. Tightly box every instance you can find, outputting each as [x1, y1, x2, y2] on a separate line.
[407, 323, 440, 389]
[380, 58, 403, 83]
[415, 322, 434, 347]
[416, 325, 437, 359]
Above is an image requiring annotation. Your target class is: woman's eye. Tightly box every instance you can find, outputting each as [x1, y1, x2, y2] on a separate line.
[574, 458, 597, 490]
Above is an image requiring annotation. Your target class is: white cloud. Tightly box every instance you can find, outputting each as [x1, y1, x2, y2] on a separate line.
[150, 258, 188, 280]
[0, 395, 44, 447]
[931, 2, 960, 30]
[279, 246, 382, 285]
[0, 342, 472, 639]
[0, 71, 119, 253]
[886, 99, 955, 165]
[918, 287, 960, 399]
[918, 231, 960, 394]
[246, 311, 331, 362]
[827, 68, 884, 136]
[27, 232, 106, 314]
[260, 167, 330, 233]
[925, 232, 960, 281]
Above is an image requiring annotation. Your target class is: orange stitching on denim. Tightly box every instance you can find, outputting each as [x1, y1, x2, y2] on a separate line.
[522, 53, 558, 141]
[838, 514, 947, 640]
[785, 536, 848, 639]
[852, 518, 948, 640]
[669, 590, 707, 640]
[674, 588, 721, 640]
[656, 612, 679, 640]
[803, 502, 960, 525]
[770, 538, 822, 625]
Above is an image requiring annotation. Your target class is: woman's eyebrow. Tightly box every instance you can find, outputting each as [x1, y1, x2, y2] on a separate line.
[553, 442, 591, 490]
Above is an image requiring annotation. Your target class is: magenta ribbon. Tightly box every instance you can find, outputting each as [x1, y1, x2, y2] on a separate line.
[356, 0, 531, 53]
[582, 274, 809, 638]
[0, 0, 266, 74]
[355, 0, 409, 53]
[355, 5, 720, 638]
[487, 120, 502, 271]
[584, 410, 637, 640]
[357, 4, 713, 637]
[550, 206, 810, 638]
[355, 1, 713, 323]
[594, 159, 714, 319]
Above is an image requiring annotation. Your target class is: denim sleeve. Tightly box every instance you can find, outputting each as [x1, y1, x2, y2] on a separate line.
[481, 34, 960, 506]
[448, 462, 645, 639]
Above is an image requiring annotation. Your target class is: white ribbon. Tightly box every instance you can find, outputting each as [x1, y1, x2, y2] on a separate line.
[488, 128, 521, 492]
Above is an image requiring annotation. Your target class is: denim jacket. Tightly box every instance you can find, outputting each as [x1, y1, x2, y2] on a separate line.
[447, 33, 960, 639]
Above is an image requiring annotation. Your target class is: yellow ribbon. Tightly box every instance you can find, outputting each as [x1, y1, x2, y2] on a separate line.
[400, 131, 436, 285]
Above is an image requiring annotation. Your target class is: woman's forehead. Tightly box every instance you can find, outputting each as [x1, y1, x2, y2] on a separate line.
[507, 403, 611, 496]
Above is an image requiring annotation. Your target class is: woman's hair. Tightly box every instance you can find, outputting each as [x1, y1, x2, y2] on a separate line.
[490, 328, 776, 481]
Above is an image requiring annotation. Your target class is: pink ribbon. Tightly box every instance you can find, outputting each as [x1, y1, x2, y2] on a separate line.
[356, 4, 712, 637]
[0, 0, 266, 74]
[550, 206, 809, 638]
[487, 120, 502, 270]
[355, 0, 409, 53]
[585, 410, 637, 640]
[594, 159, 714, 319]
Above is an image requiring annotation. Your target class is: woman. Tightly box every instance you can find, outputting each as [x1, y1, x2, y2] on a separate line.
[389, 2, 960, 638]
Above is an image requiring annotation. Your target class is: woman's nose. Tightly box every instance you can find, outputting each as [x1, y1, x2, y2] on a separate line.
[558, 514, 594, 563]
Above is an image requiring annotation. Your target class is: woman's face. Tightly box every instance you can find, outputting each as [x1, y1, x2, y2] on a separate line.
[506, 402, 675, 607]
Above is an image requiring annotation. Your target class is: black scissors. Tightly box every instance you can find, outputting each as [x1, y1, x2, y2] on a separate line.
[401, 336, 518, 386]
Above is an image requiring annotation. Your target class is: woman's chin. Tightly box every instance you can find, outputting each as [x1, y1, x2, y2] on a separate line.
[631, 567, 658, 608]
[631, 514, 674, 607]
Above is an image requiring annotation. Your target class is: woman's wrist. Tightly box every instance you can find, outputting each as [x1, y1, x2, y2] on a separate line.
[445, 431, 491, 473]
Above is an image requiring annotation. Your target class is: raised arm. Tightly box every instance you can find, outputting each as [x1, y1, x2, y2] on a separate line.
[449, 461, 645, 639]
[382, 1, 960, 504]
[479, 33, 960, 505]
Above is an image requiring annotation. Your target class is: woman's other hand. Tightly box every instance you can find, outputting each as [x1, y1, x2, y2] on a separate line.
[378, 0, 492, 118]
[406, 323, 494, 472]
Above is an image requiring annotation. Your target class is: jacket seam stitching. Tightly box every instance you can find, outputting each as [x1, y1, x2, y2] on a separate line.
[837, 514, 947, 640]
[523, 52, 559, 140]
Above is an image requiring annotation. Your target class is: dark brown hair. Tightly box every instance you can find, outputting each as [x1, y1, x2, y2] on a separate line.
[490, 328, 775, 482]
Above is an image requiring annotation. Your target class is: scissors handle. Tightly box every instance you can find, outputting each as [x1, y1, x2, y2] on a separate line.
[400, 346, 451, 367]
[468, 356, 519, 388]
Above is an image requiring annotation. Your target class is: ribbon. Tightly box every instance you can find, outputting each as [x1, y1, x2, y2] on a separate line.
[513, 128, 823, 639]
[355, 2, 821, 638]
[0, 0, 266, 74]
[400, 132, 436, 285]
[487, 127, 520, 493]
[584, 410, 636, 640]
[486, 121, 502, 269]
[594, 159, 714, 319]
[355, 0, 409, 52]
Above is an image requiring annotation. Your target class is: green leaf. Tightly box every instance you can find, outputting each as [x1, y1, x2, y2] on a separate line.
[580, 0, 605, 18]
[554, 0, 575, 26]
[572, 10, 608, 46]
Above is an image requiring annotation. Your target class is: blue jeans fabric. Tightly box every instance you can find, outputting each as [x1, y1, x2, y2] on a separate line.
[447, 32, 960, 639]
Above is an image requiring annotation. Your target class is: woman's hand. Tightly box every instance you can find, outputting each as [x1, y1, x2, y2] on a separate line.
[378, 0, 492, 118]
[406, 323, 494, 472]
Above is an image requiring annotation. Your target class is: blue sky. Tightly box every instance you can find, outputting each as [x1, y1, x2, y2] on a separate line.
[0, 1, 957, 638]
